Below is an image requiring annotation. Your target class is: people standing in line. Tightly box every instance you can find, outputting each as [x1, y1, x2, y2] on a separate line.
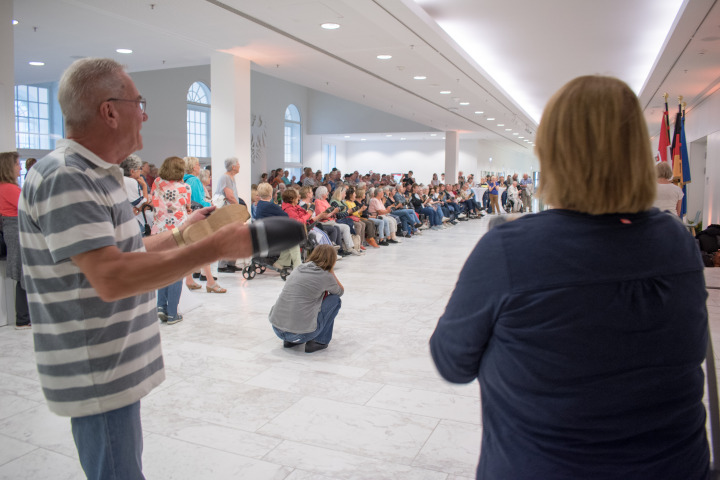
[653, 162, 684, 216]
[430, 75, 709, 479]
[0, 151, 31, 329]
[18, 57, 260, 480]
[269, 245, 343, 353]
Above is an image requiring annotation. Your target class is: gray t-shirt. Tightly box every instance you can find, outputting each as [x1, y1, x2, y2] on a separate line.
[269, 262, 343, 334]
[215, 173, 238, 203]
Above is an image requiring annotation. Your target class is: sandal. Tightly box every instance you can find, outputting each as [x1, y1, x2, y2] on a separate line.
[186, 282, 202, 290]
[206, 284, 227, 293]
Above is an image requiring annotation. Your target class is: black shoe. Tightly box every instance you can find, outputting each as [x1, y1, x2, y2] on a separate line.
[404, 233, 412, 238]
[305, 340, 328, 353]
[199, 275, 217, 281]
[338, 250, 352, 257]
[379, 240, 390, 246]
[192, 273, 201, 279]
[218, 266, 238, 273]
[387, 239, 399, 244]
[284, 340, 301, 348]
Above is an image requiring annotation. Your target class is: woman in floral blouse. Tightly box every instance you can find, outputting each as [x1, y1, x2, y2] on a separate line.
[151, 156, 191, 324]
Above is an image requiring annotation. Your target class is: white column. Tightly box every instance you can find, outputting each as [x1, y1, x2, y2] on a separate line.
[0, 2, 13, 151]
[444, 131, 459, 184]
[0, 3, 15, 328]
[704, 131, 720, 226]
[210, 52, 251, 204]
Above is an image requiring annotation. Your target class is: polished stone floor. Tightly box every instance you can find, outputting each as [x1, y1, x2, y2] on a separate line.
[1, 216, 719, 479]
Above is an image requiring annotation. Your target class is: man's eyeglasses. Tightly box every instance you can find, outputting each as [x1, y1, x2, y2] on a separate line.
[107, 97, 147, 113]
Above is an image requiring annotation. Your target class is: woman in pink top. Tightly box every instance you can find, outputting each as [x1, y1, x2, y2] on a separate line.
[150, 156, 191, 324]
[0, 151, 31, 328]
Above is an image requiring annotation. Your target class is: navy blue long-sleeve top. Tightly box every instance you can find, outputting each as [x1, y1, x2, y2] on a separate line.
[430, 208, 709, 479]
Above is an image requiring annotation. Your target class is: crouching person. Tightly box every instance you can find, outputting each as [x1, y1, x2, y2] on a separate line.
[269, 245, 343, 353]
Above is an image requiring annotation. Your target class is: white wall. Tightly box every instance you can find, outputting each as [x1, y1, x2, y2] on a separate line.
[340, 138, 536, 185]
[130, 65, 210, 167]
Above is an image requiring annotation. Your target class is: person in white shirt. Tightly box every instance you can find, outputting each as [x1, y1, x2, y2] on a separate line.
[652, 162, 683, 216]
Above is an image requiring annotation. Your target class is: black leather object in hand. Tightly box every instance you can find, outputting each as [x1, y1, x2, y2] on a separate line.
[249, 217, 307, 257]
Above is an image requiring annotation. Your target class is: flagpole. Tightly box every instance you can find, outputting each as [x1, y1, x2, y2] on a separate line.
[664, 93, 670, 144]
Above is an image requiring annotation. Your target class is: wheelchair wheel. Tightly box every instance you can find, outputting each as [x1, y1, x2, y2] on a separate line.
[254, 264, 264, 274]
[242, 266, 256, 280]
[259, 265, 267, 274]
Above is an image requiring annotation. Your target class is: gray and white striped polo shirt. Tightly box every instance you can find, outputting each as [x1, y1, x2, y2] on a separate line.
[18, 139, 164, 417]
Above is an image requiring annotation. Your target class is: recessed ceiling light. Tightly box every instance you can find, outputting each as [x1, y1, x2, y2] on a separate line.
[116, 48, 133, 54]
[401, 137, 406, 140]
[321, 23, 340, 29]
[519, 136, 525, 139]
[474, 111, 483, 115]
[513, 133, 519, 136]
[430, 133, 437, 136]
[440, 90, 451, 94]
[12, 19, 18, 25]
[413, 75, 427, 80]
[377, 54, 392, 60]
[497, 124, 505, 127]
[386, 134, 393, 137]
[486, 117, 495, 121]
[459, 102, 470, 106]
[344, 135, 350, 138]
[28, 61, 45, 66]
[505, 128, 512, 131]
[361, 138, 366, 141]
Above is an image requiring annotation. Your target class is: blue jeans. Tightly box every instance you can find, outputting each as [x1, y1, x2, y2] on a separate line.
[157, 280, 182, 317]
[273, 294, 341, 344]
[71, 401, 144, 480]
[392, 209, 416, 233]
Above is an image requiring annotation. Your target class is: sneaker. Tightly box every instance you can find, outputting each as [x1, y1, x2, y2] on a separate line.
[414, 230, 422, 236]
[442, 217, 450, 222]
[338, 250, 352, 257]
[166, 314, 184, 325]
[157, 308, 168, 322]
[217, 266, 238, 273]
[431, 225, 443, 231]
[457, 213, 467, 219]
[419, 224, 429, 230]
[349, 249, 362, 256]
[379, 240, 390, 246]
[387, 238, 399, 244]
[14, 323, 31, 330]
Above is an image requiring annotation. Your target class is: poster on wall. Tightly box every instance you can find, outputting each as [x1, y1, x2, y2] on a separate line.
[392, 173, 403, 184]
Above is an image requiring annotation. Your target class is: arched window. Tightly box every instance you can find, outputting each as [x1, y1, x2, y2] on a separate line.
[187, 82, 210, 158]
[284, 104, 301, 165]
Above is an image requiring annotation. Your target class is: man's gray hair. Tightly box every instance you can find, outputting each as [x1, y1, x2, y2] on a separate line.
[315, 186, 328, 199]
[58, 58, 127, 132]
[224, 157, 239, 172]
[120, 154, 143, 177]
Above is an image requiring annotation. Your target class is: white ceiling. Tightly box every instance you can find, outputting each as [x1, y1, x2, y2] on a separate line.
[11, 0, 720, 147]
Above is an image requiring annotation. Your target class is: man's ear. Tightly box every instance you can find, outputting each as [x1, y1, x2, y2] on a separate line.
[99, 101, 119, 128]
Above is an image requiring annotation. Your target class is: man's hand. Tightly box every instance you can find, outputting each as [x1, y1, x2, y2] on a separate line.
[184, 206, 216, 228]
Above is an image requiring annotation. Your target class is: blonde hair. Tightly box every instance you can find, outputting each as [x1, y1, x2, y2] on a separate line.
[535, 76, 655, 214]
[183, 156, 199, 174]
[257, 182, 273, 199]
[307, 244, 337, 271]
[656, 162, 674, 180]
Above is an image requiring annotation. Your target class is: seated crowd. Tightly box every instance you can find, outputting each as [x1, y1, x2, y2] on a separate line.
[245, 166, 502, 268]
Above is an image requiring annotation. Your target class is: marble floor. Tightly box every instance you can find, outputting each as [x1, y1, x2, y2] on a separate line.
[1, 216, 719, 479]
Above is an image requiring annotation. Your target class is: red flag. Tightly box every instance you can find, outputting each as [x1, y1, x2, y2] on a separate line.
[658, 110, 670, 163]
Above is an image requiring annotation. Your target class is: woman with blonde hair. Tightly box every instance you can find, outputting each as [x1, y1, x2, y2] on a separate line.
[268, 245, 343, 353]
[331, 185, 365, 252]
[183, 156, 226, 293]
[431, 76, 709, 478]
[653, 161, 684, 216]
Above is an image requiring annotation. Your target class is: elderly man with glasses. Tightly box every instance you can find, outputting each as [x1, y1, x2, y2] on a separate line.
[17, 58, 300, 480]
